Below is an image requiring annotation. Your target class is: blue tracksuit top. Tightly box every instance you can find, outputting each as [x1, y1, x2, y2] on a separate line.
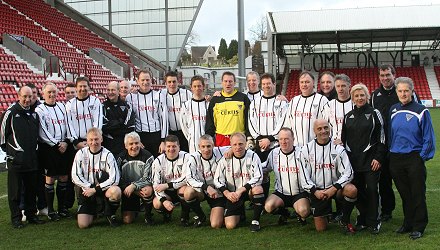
[389, 100, 435, 161]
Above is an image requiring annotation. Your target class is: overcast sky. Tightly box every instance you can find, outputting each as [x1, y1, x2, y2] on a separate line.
[192, 0, 440, 48]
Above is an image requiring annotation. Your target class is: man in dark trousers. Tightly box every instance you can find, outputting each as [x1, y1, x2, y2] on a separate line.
[1, 86, 46, 228]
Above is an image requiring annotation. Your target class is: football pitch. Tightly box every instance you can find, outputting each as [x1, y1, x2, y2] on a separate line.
[0, 109, 439, 249]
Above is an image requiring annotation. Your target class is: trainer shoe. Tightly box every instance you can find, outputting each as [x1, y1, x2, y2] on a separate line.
[395, 225, 412, 234]
[250, 220, 261, 232]
[370, 222, 381, 235]
[107, 215, 120, 227]
[58, 208, 72, 218]
[12, 220, 26, 229]
[193, 215, 206, 228]
[355, 224, 368, 232]
[297, 217, 307, 226]
[37, 207, 48, 216]
[180, 217, 190, 227]
[163, 212, 172, 223]
[27, 216, 46, 225]
[277, 215, 288, 225]
[144, 216, 155, 226]
[345, 223, 356, 234]
[409, 231, 423, 240]
[47, 212, 60, 222]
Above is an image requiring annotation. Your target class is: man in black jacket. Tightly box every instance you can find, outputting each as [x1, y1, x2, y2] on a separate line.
[0, 86, 45, 228]
[103, 81, 135, 156]
[370, 64, 419, 222]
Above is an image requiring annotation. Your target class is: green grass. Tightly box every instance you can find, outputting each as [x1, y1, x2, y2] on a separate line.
[1, 109, 440, 249]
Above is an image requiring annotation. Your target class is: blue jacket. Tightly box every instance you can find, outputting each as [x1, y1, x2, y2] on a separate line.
[389, 101, 435, 161]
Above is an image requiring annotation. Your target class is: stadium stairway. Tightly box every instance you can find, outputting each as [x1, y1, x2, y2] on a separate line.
[424, 67, 440, 100]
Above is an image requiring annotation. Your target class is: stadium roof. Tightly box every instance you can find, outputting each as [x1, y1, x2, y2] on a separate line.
[268, 5, 440, 54]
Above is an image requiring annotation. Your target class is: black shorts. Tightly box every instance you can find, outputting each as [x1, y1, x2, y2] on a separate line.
[273, 191, 308, 208]
[138, 131, 161, 158]
[38, 142, 75, 177]
[309, 192, 335, 217]
[224, 192, 249, 217]
[164, 189, 180, 203]
[121, 193, 142, 212]
[77, 188, 105, 215]
[204, 193, 226, 208]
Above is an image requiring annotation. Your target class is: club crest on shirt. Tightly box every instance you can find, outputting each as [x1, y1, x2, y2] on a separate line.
[120, 106, 126, 112]
[313, 104, 318, 108]
[331, 154, 337, 161]
[406, 114, 414, 121]
[377, 92, 382, 97]
[365, 114, 371, 120]
[89, 105, 95, 110]
[238, 104, 243, 110]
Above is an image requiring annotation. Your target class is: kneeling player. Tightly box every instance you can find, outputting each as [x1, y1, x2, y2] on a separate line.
[183, 134, 228, 228]
[299, 119, 357, 233]
[117, 132, 155, 225]
[264, 128, 310, 225]
[72, 128, 121, 229]
[152, 135, 192, 225]
[214, 132, 264, 232]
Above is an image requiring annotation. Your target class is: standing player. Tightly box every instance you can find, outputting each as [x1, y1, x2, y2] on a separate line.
[264, 128, 310, 225]
[65, 76, 103, 149]
[71, 128, 121, 228]
[117, 132, 155, 225]
[1, 86, 45, 228]
[64, 83, 77, 102]
[318, 71, 337, 101]
[102, 81, 135, 156]
[152, 135, 191, 225]
[119, 80, 131, 101]
[183, 134, 228, 228]
[206, 71, 251, 146]
[283, 71, 328, 146]
[35, 82, 74, 221]
[245, 71, 263, 102]
[321, 74, 354, 143]
[180, 75, 209, 153]
[248, 72, 288, 202]
[370, 64, 419, 222]
[299, 119, 357, 233]
[160, 71, 192, 153]
[214, 132, 264, 232]
[125, 69, 168, 157]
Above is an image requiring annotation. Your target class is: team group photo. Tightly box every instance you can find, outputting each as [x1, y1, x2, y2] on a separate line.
[0, 0, 440, 249]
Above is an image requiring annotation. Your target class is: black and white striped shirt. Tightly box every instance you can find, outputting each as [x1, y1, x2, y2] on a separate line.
[214, 150, 262, 192]
[71, 147, 120, 191]
[152, 151, 190, 199]
[246, 90, 263, 103]
[283, 93, 328, 146]
[180, 98, 209, 153]
[321, 98, 354, 140]
[184, 147, 228, 193]
[65, 95, 103, 141]
[249, 95, 288, 145]
[299, 139, 354, 193]
[35, 102, 70, 146]
[125, 90, 168, 138]
[264, 147, 304, 196]
[160, 88, 192, 131]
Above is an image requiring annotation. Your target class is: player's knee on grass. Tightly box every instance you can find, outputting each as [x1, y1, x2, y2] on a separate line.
[210, 207, 224, 229]
[77, 214, 93, 229]
[153, 197, 163, 209]
[314, 216, 328, 232]
[225, 216, 240, 230]
[105, 186, 122, 201]
[122, 211, 135, 224]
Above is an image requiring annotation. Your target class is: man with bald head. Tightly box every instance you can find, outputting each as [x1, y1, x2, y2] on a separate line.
[119, 80, 131, 101]
[1, 86, 45, 228]
[102, 81, 135, 156]
[299, 119, 357, 233]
